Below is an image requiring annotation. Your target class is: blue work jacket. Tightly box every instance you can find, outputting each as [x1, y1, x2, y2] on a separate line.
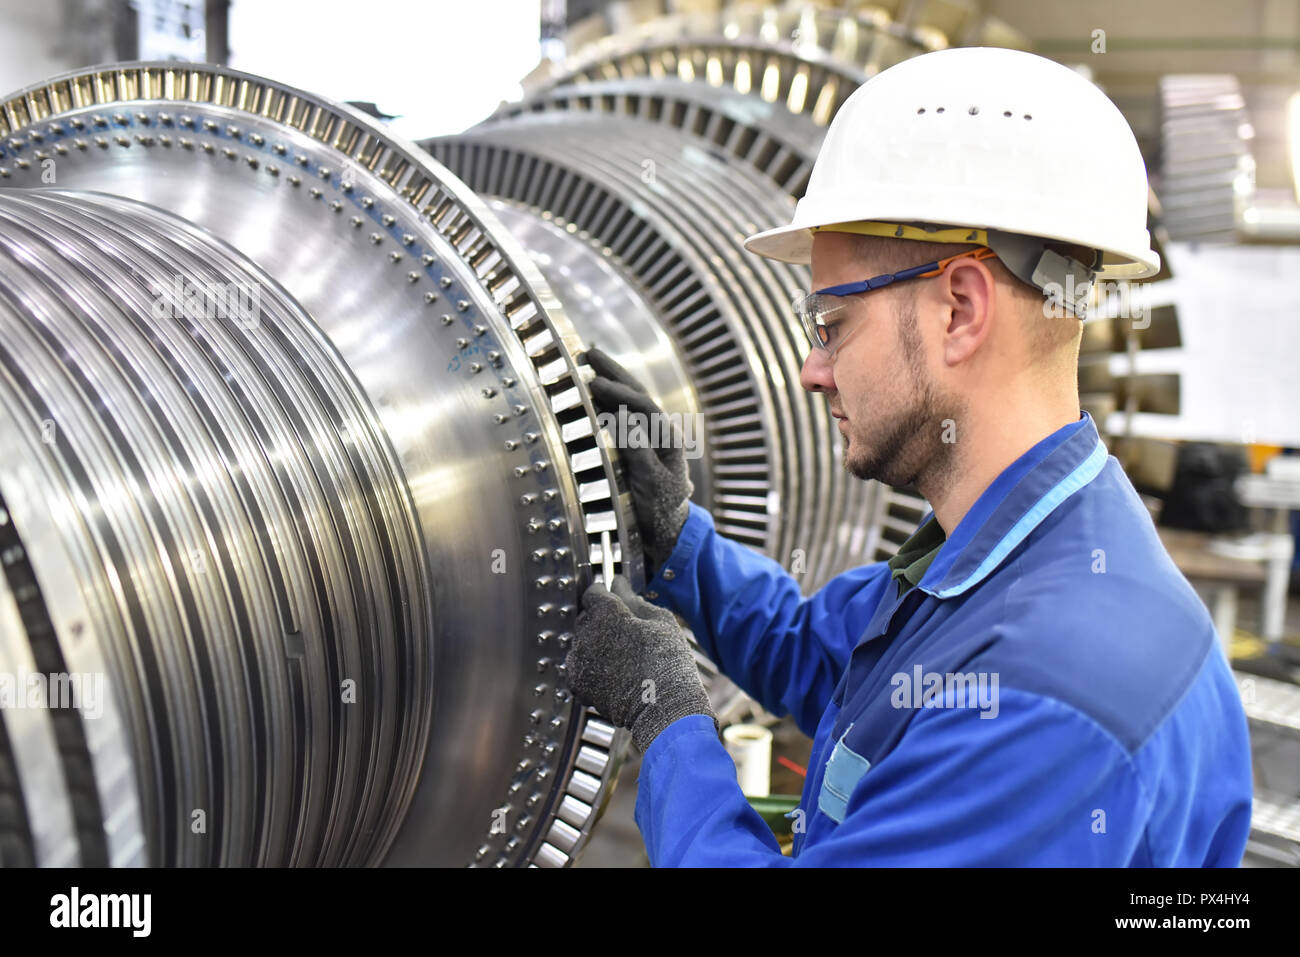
[635, 411, 1253, 866]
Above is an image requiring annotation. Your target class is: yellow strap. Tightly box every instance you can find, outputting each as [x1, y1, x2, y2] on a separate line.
[810, 221, 988, 245]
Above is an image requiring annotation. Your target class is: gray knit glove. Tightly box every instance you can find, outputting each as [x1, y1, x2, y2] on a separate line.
[585, 347, 693, 567]
[566, 576, 718, 754]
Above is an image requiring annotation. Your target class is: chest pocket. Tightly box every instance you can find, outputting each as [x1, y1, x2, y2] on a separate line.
[817, 723, 871, 824]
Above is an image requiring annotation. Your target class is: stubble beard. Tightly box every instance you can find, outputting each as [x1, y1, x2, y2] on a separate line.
[842, 300, 963, 490]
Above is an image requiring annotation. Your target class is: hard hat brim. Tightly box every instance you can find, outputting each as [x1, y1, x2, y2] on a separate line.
[741, 219, 1161, 280]
[742, 222, 814, 265]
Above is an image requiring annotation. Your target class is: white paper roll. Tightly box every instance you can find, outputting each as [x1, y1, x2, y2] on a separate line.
[723, 723, 773, 797]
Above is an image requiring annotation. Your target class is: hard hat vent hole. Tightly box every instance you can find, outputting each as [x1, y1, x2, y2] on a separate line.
[917, 107, 925, 114]
[936, 106, 945, 113]
[1003, 110, 1012, 117]
[1024, 114, 1033, 120]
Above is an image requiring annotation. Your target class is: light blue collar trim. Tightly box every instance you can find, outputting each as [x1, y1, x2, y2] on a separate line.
[928, 438, 1109, 599]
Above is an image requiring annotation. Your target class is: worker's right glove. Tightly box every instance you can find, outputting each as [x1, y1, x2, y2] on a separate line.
[585, 347, 693, 568]
[565, 575, 718, 754]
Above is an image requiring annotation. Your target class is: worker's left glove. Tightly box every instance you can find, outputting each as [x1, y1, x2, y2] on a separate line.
[584, 347, 693, 569]
[565, 575, 718, 754]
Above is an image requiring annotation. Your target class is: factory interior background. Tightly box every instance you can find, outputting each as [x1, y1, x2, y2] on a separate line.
[0, 0, 1296, 870]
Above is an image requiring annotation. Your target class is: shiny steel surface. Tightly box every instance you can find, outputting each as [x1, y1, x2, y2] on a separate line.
[0, 62, 636, 867]
[0, 537, 82, 866]
[536, 2, 939, 127]
[488, 198, 712, 507]
[0, 189, 429, 866]
[496, 77, 822, 196]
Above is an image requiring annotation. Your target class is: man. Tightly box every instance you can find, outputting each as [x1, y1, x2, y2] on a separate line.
[565, 47, 1253, 866]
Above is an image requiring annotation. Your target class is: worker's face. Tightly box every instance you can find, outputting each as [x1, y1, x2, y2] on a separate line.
[798, 232, 960, 488]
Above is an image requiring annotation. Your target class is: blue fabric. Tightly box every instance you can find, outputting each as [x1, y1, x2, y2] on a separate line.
[816, 723, 871, 823]
[1291, 509, 1299, 572]
[634, 411, 1254, 866]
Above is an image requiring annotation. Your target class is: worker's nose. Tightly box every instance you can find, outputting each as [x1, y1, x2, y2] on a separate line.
[800, 347, 836, 394]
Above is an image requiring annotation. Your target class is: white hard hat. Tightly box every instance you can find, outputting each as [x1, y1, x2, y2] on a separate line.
[743, 47, 1160, 282]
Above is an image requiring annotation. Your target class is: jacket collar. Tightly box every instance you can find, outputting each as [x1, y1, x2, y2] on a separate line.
[916, 410, 1109, 599]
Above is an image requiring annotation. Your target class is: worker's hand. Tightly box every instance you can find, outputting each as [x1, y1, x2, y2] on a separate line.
[565, 575, 717, 753]
[584, 346, 693, 567]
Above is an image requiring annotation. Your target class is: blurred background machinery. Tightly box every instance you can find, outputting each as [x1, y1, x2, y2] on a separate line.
[0, 0, 1297, 867]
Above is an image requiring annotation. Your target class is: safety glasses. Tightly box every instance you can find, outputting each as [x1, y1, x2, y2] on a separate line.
[794, 246, 998, 358]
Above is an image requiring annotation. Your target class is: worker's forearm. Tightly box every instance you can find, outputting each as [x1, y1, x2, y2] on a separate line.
[634, 714, 794, 867]
[646, 502, 890, 735]
[646, 504, 802, 660]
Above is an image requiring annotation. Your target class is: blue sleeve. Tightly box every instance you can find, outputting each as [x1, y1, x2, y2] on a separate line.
[646, 502, 891, 735]
[635, 690, 1154, 867]
[634, 715, 791, 866]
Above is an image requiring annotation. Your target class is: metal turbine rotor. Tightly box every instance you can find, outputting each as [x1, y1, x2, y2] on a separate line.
[0, 62, 640, 868]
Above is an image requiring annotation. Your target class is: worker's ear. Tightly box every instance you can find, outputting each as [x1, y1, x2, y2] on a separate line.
[935, 257, 996, 367]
